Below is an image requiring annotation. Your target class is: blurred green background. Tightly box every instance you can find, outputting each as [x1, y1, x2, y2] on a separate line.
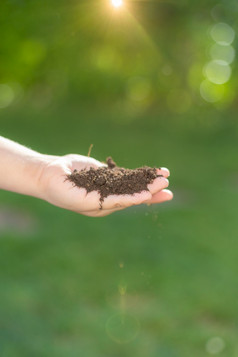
[0, 0, 238, 356]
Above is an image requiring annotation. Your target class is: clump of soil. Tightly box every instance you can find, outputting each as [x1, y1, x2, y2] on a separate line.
[66, 157, 163, 209]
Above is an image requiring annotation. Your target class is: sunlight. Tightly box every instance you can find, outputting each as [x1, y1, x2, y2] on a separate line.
[110, 0, 123, 9]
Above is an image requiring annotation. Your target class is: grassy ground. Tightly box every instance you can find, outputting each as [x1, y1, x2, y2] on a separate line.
[0, 106, 238, 356]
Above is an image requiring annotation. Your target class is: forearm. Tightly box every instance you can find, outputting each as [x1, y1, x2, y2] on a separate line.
[0, 136, 53, 199]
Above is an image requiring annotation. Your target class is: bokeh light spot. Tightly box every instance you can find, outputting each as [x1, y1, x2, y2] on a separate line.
[206, 336, 225, 355]
[204, 60, 231, 84]
[210, 23, 235, 45]
[200, 80, 224, 103]
[0, 84, 15, 109]
[106, 313, 140, 344]
[210, 44, 235, 64]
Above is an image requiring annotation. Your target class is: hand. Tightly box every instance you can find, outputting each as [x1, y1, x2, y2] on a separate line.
[39, 154, 173, 217]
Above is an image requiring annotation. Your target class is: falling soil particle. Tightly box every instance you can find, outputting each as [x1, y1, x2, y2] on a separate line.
[66, 157, 163, 209]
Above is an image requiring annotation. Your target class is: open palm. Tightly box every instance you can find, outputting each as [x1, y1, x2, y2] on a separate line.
[39, 154, 173, 217]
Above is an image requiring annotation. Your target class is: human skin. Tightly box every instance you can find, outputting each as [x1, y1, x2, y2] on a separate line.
[0, 136, 173, 217]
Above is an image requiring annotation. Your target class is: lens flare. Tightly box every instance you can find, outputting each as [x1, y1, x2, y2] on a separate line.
[111, 0, 123, 8]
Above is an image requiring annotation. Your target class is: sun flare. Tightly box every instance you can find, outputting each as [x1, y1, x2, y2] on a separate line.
[110, 0, 123, 9]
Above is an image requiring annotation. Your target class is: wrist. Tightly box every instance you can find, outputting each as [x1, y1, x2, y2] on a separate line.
[31, 154, 58, 200]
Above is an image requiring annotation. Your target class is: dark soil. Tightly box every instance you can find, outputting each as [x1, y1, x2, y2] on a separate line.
[66, 157, 163, 209]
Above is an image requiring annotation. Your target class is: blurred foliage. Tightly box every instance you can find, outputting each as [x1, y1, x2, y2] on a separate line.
[0, 0, 237, 115]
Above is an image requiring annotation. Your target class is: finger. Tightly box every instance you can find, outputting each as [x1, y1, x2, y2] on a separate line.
[156, 167, 170, 178]
[101, 190, 152, 210]
[147, 177, 169, 195]
[144, 189, 173, 205]
[81, 189, 174, 215]
[76, 177, 168, 211]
